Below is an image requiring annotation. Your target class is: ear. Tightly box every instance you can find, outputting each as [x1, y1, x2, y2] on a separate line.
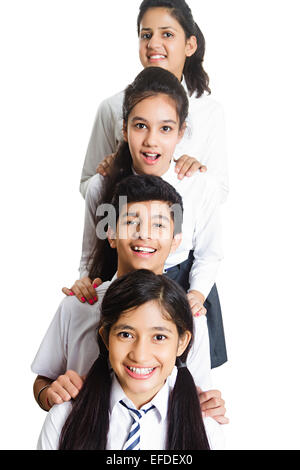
[177, 122, 186, 144]
[176, 330, 192, 357]
[122, 120, 128, 142]
[185, 35, 197, 58]
[99, 326, 109, 350]
[170, 232, 182, 254]
[107, 225, 117, 248]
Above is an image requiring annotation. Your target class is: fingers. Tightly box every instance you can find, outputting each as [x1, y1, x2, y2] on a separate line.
[174, 155, 205, 179]
[46, 370, 84, 407]
[199, 389, 229, 424]
[70, 277, 98, 304]
[62, 287, 74, 297]
[187, 293, 207, 317]
[96, 154, 116, 176]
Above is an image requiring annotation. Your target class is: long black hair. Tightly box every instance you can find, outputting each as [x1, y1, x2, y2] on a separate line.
[59, 269, 210, 450]
[137, 0, 211, 98]
[88, 66, 188, 281]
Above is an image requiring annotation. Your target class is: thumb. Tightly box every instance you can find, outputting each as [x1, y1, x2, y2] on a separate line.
[92, 278, 102, 288]
[62, 287, 74, 297]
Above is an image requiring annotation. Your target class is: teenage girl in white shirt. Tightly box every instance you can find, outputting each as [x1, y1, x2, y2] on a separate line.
[67, 65, 227, 368]
[38, 270, 224, 450]
[80, 0, 228, 200]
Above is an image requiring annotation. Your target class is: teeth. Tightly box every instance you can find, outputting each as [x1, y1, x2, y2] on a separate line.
[128, 367, 154, 375]
[144, 153, 159, 157]
[133, 246, 156, 253]
[150, 55, 165, 59]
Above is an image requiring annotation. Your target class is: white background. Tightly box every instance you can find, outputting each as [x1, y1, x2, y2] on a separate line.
[1, 0, 300, 450]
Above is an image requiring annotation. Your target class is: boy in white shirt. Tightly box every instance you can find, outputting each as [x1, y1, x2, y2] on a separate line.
[32, 175, 227, 424]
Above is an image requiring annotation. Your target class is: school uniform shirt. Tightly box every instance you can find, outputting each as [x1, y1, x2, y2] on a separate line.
[37, 369, 225, 450]
[79, 79, 228, 202]
[80, 160, 223, 299]
[31, 280, 212, 391]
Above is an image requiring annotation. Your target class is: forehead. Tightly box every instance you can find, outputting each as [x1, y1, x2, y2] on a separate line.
[113, 300, 177, 332]
[129, 94, 179, 123]
[140, 7, 183, 32]
[119, 199, 172, 219]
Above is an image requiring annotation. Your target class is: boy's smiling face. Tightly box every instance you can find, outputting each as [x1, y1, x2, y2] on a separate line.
[108, 199, 182, 277]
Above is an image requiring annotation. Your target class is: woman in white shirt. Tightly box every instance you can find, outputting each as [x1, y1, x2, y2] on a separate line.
[80, 0, 228, 201]
[38, 270, 224, 450]
[68, 66, 227, 368]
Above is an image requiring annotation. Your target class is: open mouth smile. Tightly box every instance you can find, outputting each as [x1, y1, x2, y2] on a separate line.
[125, 365, 157, 379]
[131, 246, 157, 257]
[142, 152, 161, 165]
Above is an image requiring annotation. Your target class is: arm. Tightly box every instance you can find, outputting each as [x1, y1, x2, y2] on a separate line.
[188, 316, 229, 425]
[79, 96, 121, 198]
[203, 103, 229, 203]
[188, 177, 223, 299]
[34, 371, 84, 411]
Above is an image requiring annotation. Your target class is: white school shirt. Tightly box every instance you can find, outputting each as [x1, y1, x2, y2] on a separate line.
[80, 160, 223, 299]
[79, 79, 228, 202]
[31, 279, 212, 391]
[37, 369, 225, 450]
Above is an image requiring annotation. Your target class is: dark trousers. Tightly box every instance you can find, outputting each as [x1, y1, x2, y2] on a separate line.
[164, 251, 227, 369]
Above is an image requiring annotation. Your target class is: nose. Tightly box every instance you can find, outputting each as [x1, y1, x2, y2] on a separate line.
[128, 337, 151, 364]
[132, 221, 151, 240]
[143, 128, 158, 148]
[147, 32, 163, 50]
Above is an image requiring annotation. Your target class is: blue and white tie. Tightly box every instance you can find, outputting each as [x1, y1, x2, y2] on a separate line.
[120, 400, 155, 450]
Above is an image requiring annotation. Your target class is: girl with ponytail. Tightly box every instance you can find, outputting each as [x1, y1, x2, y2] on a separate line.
[80, 0, 228, 202]
[68, 65, 227, 369]
[38, 270, 224, 450]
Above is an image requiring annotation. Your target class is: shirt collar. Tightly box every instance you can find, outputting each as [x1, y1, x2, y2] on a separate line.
[109, 368, 177, 423]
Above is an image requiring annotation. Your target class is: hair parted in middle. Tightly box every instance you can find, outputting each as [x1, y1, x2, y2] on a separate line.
[59, 269, 210, 450]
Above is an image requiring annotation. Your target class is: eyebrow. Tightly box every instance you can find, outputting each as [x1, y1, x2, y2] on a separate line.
[122, 213, 171, 224]
[131, 116, 178, 126]
[141, 26, 177, 32]
[112, 324, 174, 334]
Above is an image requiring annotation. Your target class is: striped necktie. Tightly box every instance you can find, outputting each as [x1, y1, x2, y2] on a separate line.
[120, 400, 155, 450]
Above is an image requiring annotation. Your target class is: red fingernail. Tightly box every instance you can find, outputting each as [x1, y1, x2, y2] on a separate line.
[69, 292, 74, 296]
[81, 297, 86, 303]
[93, 296, 98, 302]
[88, 299, 94, 305]
[93, 283, 98, 288]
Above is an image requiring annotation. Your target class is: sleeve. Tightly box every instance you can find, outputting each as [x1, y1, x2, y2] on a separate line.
[202, 103, 229, 204]
[188, 180, 223, 298]
[79, 174, 104, 278]
[31, 300, 71, 380]
[79, 98, 118, 198]
[203, 417, 226, 450]
[37, 403, 72, 450]
[186, 316, 212, 391]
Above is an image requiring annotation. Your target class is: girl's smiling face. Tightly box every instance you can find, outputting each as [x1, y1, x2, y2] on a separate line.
[138, 7, 197, 81]
[102, 300, 191, 409]
[123, 93, 185, 177]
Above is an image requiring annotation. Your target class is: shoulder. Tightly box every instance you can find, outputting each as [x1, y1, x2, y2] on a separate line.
[179, 170, 220, 200]
[97, 89, 125, 119]
[37, 402, 73, 450]
[86, 173, 105, 204]
[188, 93, 225, 122]
[49, 401, 73, 428]
[203, 416, 226, 450]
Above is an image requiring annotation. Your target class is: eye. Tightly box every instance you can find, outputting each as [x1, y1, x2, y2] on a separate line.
[135, 123, 147, 129]
[154, 334, 167, 342]
[141, 32, 152, 40]
[153, 222, 165, 229]
[118, 332, 133, 339]
[161, 126, 172, 132]
[163, 32, 173, 38]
